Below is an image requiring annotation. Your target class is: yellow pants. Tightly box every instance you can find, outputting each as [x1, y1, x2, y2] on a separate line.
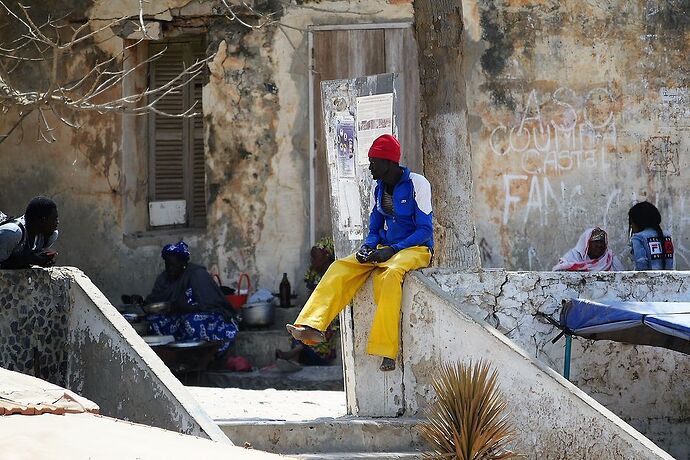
[295, 245, 431, 359]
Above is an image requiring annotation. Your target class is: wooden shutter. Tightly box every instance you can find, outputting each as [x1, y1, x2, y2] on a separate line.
[148, 38, 207, 227]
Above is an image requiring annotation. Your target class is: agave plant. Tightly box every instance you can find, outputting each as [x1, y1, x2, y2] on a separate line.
[419, 360, 518, 460]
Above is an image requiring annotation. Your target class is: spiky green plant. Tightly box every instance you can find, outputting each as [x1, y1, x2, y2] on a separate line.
[419, 360, 518, 460]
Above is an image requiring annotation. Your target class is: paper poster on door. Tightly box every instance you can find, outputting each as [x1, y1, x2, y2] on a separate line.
[337, 179, 363, 239]
[335, 116, 356, 178]
[356, 93, 393, 165]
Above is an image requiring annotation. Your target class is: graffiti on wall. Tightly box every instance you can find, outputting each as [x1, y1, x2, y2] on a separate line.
[644, 136, 680, 175]
[487, 87, 619, 226]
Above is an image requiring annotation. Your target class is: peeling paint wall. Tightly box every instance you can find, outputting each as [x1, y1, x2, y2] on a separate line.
[0, 268, 227, 442]
[0, 0, 413, 305]
[343, 269, 674, 458]
[427, 269, 690, 459]
[462, 0, 690, 270]
[399, 272, 673, 459]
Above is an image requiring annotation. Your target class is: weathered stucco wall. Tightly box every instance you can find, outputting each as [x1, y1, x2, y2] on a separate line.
[343, 270, 673, 458]
[462, 0, 690, 270]
[428, 269, 690, 459]
[0, 267, 227, 442]
[0, 0, 414, 304]
[400, 273, 673, 459]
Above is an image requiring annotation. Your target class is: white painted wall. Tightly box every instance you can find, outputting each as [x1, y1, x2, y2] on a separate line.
[426, 268, 690, 459]
[343, 269, 680, 458]
[63, 268, 228, 442]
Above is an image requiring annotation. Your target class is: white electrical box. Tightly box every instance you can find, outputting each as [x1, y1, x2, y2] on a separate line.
[149, 200, 186, 227]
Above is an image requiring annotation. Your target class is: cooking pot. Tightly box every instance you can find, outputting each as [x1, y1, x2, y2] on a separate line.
[142, 301, 172, 315]
[241, 301, 274, 327]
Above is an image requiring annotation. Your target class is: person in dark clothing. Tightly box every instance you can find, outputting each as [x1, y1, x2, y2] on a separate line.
[145, 241, 238, 354]
[0, 197, 59, 269]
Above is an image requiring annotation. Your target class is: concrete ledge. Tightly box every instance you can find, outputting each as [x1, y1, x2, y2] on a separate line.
[423, 268, 690, 458]
[65, 268, 229, 442]
[0, 267, 228, 443]
[400, 272, 673, 459]
[217, 416, 423, 454]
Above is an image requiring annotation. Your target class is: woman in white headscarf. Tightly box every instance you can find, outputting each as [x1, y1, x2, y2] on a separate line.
[553, 227, 624, 271]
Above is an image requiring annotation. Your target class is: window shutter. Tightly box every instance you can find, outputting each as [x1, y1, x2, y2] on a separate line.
[148, 38, 207, 227]
[190, 47, 207, 227]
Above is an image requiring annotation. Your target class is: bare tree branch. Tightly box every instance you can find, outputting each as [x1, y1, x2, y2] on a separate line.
[0, 0, 211, 143]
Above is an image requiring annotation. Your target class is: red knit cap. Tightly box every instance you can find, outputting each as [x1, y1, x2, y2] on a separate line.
[367, 134, 401, 163]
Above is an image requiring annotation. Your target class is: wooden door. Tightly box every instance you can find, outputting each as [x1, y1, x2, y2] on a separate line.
[312, 26, 422, 242]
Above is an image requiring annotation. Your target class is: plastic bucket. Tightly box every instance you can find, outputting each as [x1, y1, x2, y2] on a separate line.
[227, 273, 250, 311]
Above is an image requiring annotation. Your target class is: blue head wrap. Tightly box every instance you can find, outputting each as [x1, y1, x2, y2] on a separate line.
[162, 240, 190, 262]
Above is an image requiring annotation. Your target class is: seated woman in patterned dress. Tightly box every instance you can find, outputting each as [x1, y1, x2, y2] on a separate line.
[145, 241, 238, 356]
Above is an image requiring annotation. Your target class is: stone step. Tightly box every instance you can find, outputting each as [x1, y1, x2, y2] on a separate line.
[233, 329, 292, 368]
[231, 326, 342, 372]
[217, 417, 423, 455]
[201, 366, 343, 391]
[296, 452, 422, 459]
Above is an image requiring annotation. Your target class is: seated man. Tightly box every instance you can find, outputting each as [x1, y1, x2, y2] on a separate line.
[0, 197, 59, 269]
[145, 241, 238, 356]
[287, 134, 433, 371]
[553, 227, 623, 271]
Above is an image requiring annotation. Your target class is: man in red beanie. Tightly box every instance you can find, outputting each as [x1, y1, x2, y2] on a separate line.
[287, 134, 433, 371]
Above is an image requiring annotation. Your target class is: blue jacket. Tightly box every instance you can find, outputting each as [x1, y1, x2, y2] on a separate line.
[630, 227, 674, 270]
[364, 167, 434, 252]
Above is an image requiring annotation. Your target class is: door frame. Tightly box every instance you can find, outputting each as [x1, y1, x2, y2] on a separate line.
[307, 22, 413, 246]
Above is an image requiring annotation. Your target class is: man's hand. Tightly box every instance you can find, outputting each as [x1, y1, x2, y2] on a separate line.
[355, 245, 374, 263]
[38, 251, 57, 267]
[367, 246, 396, 263]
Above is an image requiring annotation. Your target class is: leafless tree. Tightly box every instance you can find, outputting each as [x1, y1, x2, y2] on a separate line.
[0, 1, 210, 143]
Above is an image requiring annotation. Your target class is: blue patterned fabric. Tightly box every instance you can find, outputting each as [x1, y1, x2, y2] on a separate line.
[162, 240, 190, 261]
[148, 312, 238, 354]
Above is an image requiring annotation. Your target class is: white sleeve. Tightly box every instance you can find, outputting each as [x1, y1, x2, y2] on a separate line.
[410, 173, 432, 215]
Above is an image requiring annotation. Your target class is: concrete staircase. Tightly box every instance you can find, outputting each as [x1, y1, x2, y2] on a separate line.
[217, 417, 424, 459]
[188, 387, 424, 459]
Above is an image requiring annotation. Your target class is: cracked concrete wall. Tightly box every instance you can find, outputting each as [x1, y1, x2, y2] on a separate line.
[398, 272, 673, 459]
[343, 269, 674, 457]
[0, 0, 413, 305]
[462, 0, 690, 271]
[427, 269, 690, 459]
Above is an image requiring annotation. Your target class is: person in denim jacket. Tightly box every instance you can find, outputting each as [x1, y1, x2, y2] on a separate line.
[628, 201, 674, 270]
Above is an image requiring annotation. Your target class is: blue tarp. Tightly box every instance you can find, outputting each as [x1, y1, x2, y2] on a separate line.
[560, 299, 690, 355]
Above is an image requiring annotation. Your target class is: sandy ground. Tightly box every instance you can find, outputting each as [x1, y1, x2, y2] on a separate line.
[187, 387, 347, 422]
[0, 412, 288, 459]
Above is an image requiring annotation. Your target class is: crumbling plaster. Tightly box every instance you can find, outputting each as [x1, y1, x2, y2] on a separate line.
[400, 272, 674, 459]
[0, 0, 413, 303]
[462, 0, 690, 271]
[342, 269, 675, 458]
[425, 268, 690, 459]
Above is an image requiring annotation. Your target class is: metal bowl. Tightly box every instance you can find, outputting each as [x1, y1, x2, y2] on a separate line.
[241, 301, 275, 327]
[142, 301, 172, 315]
